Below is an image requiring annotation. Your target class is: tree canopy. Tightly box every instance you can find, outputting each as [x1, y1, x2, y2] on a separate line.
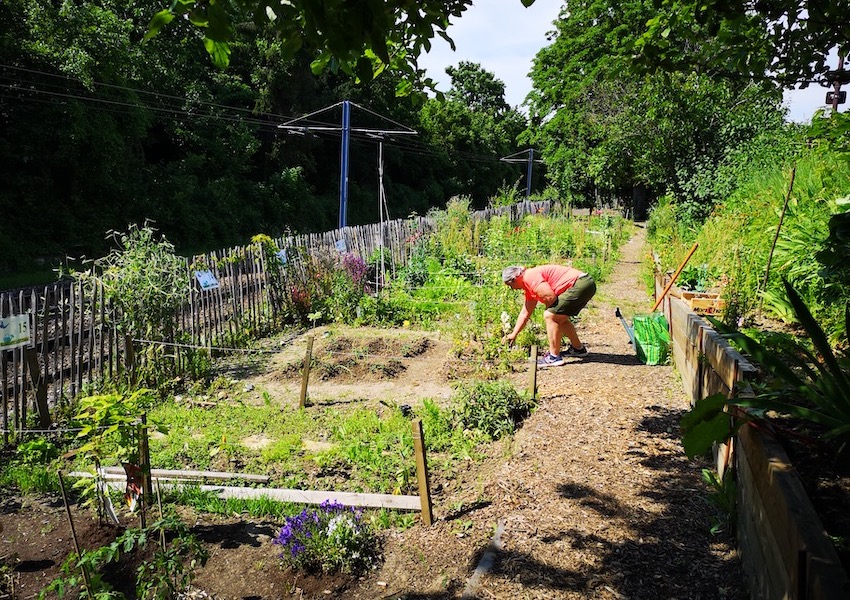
[524, 0, 789, 217]
[147, 0, 537, 95]
[632, 0, 849, 88]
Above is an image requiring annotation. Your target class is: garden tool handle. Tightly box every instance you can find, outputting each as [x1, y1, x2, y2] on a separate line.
[651, 242, 699, 312]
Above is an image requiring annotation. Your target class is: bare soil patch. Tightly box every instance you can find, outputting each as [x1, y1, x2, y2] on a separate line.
[1, 226, 753, 599]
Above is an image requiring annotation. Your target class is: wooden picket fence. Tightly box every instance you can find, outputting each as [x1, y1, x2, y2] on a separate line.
[1, 200, 552, 440]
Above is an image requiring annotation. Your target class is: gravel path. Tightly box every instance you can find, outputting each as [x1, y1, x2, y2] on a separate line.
[366, 225, 748, 600]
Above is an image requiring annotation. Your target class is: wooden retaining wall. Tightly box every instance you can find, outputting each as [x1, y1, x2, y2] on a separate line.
[658, 277, 850, 599]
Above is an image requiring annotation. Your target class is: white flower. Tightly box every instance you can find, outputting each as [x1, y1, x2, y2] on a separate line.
[500, 311, 512, 334]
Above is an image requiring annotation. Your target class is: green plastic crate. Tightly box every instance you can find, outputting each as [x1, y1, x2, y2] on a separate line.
[632, 313, 671, 365]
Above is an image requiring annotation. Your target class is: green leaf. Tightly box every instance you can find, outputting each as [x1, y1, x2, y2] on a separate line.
[144, 10, 175, 42]
[204, 38, 231, 69]
[681, 393, 737, 458]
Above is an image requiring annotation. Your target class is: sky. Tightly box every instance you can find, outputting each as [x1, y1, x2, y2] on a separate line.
[416, 0, 845, 124]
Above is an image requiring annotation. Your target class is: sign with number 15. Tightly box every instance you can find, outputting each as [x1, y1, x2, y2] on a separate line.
[0, 313, 31, 349]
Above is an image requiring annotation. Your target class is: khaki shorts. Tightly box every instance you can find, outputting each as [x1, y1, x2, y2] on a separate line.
[546, 275, 596, 317]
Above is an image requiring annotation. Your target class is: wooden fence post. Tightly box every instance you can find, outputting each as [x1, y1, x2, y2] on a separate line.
[299, 335, 314, 409]
[528, 345, 538, 399]
[24, 347, 51, 428]
[412, 419, 433, 526]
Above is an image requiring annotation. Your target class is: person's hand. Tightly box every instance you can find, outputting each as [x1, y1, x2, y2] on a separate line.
[502, 332, 516, 346]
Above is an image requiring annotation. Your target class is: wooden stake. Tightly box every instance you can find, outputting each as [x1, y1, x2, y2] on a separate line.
[124, 334, 136, 387]
[411, 419, 433, 526]
[528, 345, 538, 399]
[759, 165, 796, 311]
[299, 335, 314, 409]
[138, 414, 152, 528]
[58, 471, 93, 597]
[156, 479, 166, 549]
[651, 242, 699, 312]
[25, 347, 51, 428]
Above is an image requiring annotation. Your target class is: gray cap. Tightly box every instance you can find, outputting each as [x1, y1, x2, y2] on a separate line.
[502, 266, 524, 283]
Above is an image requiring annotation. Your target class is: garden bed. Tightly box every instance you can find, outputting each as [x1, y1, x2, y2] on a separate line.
[2, 226, 750, 599]
[660, 291, 850, 599]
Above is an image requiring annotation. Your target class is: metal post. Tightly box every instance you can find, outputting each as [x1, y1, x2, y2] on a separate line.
[832, 55, 845, 113]
[339, 100, 351, 229]
[526, 148, 534, 199]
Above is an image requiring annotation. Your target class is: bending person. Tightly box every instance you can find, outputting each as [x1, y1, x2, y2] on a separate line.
[502, 264, 596, 368]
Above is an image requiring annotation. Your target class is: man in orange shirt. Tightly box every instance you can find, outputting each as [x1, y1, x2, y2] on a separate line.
[502, 264, 596, 367]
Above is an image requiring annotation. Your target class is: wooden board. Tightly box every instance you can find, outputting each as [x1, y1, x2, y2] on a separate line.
[737, 425, 850, 599]
[91, 478, 423, 511]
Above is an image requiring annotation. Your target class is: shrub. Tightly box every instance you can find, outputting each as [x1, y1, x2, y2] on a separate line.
[272, 500, 380, 575]
[453, 380, 535, 440]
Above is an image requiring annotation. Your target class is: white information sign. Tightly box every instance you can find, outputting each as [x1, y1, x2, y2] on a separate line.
[335, 239, 347, 252]
[0, 313, 31, 349]
[276, 249, 287, 265]
[194, 270, 220, 290]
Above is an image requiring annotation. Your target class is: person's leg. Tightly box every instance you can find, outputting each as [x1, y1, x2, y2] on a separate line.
[544, 311, 580, 355]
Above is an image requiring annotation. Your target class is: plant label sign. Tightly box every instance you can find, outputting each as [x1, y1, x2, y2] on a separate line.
[0, 313, 31, 349]
[194, 270, 219, 290]
[335, 239, 347, 253]
[277, 249, 287, 265]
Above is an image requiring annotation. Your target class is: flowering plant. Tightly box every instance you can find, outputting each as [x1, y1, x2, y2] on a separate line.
[272, 500, 380, 574]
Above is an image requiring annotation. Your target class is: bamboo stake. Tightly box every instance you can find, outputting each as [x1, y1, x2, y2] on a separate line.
[758, 165, 796, 311]
[411, 419, 433, 526]
[651, 242, 699, 312]
[299, 336, 314, 409]
[58, 471, 93, 597]
[156, 480, 166, 549]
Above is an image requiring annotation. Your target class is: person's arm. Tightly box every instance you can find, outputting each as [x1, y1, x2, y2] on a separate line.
[534, 281, 557, 307]
[504, 296, 538, 345]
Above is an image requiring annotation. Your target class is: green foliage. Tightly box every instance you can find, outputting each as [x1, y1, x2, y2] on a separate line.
[452, 380, 535, 440]
[710, 281, 850, 450]
[680, 393, 743, 459]
[16, 438, 59, 464]
[525, 0, 786, 210]
[147, 0, 476, 93]
[70, 224, 186, 341]
[0, 463, 58, 495]
[702, 468, 737, 535]
[634, 0, 846, 91]
[40, 514, 208, 600]
[2, 2, 528, 276]
[682, 282, 850, 458]
[650, 140, 850, 335]
[677, 264, 722, 292]
[72, 390, 157, 465]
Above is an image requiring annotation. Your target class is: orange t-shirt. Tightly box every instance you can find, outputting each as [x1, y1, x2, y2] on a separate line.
[521, 265, 584, 303]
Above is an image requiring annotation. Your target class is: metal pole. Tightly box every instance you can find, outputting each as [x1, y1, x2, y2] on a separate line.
[339, 100, 351, 229]
[832, 55, 845, 113]
[525, 149, 533, 199]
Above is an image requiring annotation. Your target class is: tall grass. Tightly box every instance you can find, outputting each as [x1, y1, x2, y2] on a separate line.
[649, 141, 850, 336]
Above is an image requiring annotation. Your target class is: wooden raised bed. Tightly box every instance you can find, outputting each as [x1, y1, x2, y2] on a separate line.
[656, 280, 850, 599]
